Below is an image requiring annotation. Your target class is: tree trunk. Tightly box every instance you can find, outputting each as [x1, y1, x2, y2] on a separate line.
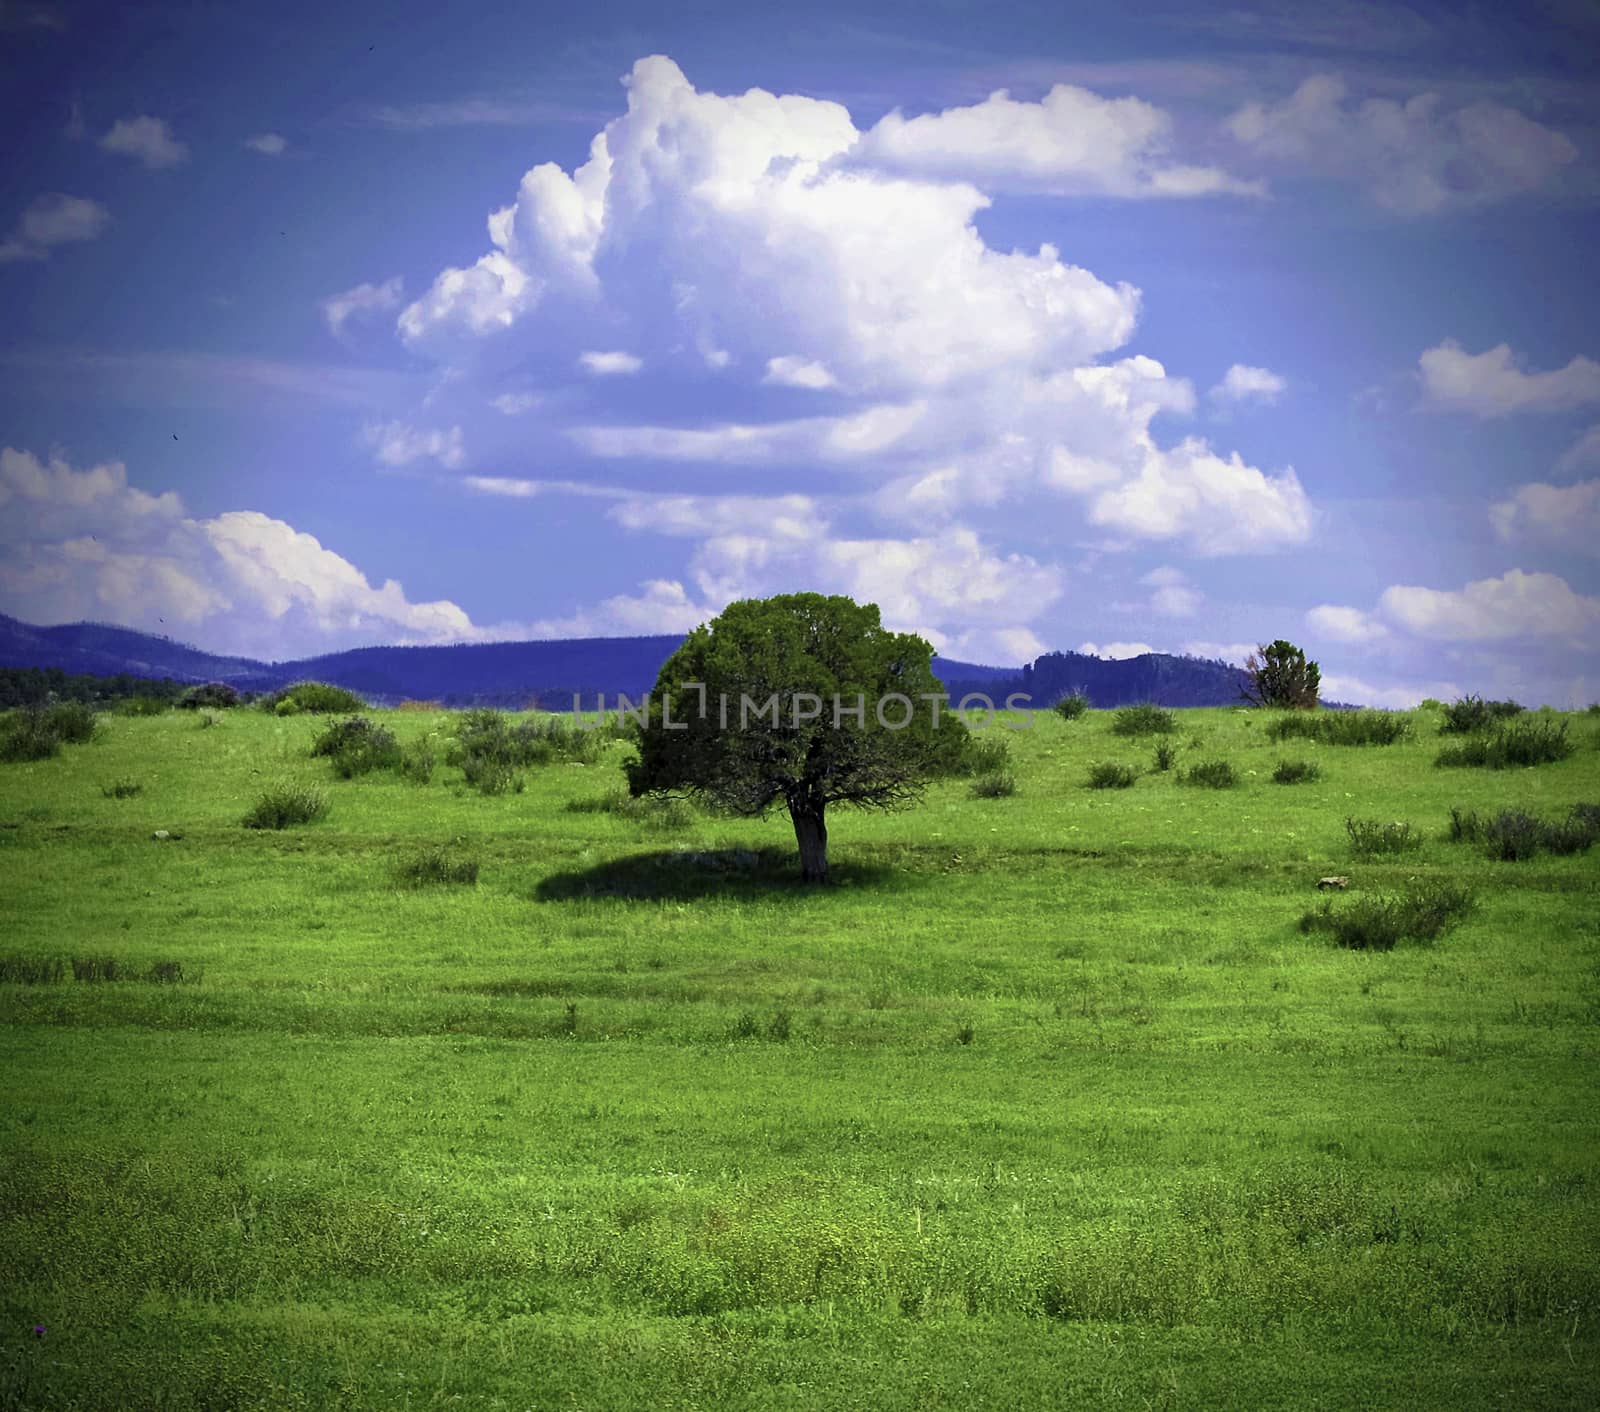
[790, 797, 829, 884]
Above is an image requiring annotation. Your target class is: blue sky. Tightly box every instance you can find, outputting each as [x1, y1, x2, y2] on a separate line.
[2, 0, 1598, 705]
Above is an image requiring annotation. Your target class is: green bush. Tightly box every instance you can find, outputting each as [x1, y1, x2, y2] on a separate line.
[450, 710, 605, 794]
[242, 783, 329, 830]
[100, 778, 143, 799]
[113, 696, 171, 717]
[1345, 817, 1421, 857]
[1447, 803, 1599, 861]
[1111, 704, 1176, 737]
[970, 771, 1017, 798]
[262, 681, 366, 714]
[1180, 759, 1237, 789]
[1300, 881, 1474, 950]
[1086, 761, 1138, 789]
[1268, 711, 1410, 746]
[1150, 741, 1177, 772]
[962, 736, 1012, 775]
[1053, 693, 1089, 721]
[0, 711, 61, 762]
[397, 848, 480, 886]
[40, 701, 97, 744]
[564, 790, 695, 829]
[311, 716, 402, 777]
[1272, 759, 1321, 784]
[1435, 718, 1573, 769]
[1439, 694, 1524, 734]
[177, 682, 240, 710]
[398, 739, 437, 785]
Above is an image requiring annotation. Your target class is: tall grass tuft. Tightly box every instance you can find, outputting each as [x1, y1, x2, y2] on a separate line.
[1272, 759, 1321, 784]
[1087, 761, 1138, 789]
[1345, 817, 1422, 857]
[1111, 704, 1175, 737]
[1180, 759, 1237, 789]
[1439, 694, 1524, 734]
[1435, 718, 1573, 769]
[311, 716, 403, 778]
[970, 771, 1017, 798]
[397, 847, 480, 886]
[1268, 711, 1410, 746]
[1300, 881, 1474, 950]
[1053, 693, 1089, 721]
[565, 790, 695, 829]
[242, 783, 329, 830]
[1447, 803, 1599, 861]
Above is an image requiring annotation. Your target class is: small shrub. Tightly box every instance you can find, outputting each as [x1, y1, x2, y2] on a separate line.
[1435, 718, 1572, 769]
[1300, 881, 1474, 950]
[71, 957, 125, 982]
[1439, 694, 1524, 734]
[147, 960, 185, 984]
[963, 736, 1012, 775]
[1345, 816, 1421, 857]
[398, 739, 437, 784]
[1181, 759, 1238, 789]
[101, 778, 143, 799]
[242, 783, 329, 830]
[114, 696, 171, 717]
[40, 701, 97, 744]
[1053, 693, 1089, 721]
[1268, 711, 1410, 746]
[564, 791, 694, 829]
[1151, 741, 1177, 772]
[1448, 802, 1600, 861]
[955, 1023, 975, 1046]
[397, 848, 480, 887]
[732, 1012, 761, 1040]
[311, 716, 402, 778]
[274, 697, 302, 717]
[971, 771, 1017, 798]
[1111, 704, 1176, 737]
[1, 712, 58, 762]
[461, 754, 524, 796]
[766, 1010, 792, 1043]
[0, 955, 65, 984]
[177, 681, 240, 710]
[262, 681, 366, 714]
[1087, 761, 1138, 789]
[1272, 759, 1321, 784]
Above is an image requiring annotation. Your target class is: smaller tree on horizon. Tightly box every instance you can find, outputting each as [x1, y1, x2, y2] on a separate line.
[626, 593, 968, 883]
[1242, 639, 1321, 710]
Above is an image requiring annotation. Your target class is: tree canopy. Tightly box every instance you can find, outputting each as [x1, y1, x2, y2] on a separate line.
[1242, 639, 1321, 710]
[626, 593, 968, 882]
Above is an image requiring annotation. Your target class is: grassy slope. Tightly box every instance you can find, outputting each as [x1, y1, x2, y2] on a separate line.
[2, 705, 1598, 1409]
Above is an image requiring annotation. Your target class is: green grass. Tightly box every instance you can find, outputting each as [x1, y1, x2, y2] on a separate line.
[2, 703, 1599, 1408]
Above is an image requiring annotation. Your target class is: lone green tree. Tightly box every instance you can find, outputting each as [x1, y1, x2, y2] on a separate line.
[1242, 639, 1321, 709]
[626, 593, 968, 883]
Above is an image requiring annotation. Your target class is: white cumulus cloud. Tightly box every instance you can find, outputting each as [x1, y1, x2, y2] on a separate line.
[763, 356, 837, 390]
[1306, 603, 1390, 643]
[855, 84, 1261, 199]
[577, 350, 643, 376]
[1210, 363, 1286, 406]
[1227, 75, 1577, 213]
[1078, 641, 1155, 659]
[0, 193, 109, 263]
[0, 447, 491, 658]
[1490, 480, 1600, 553]
[322, 277, 405, 336]
[1419, 340, 1600, 417]
[363, 421, 465, 469]
[1378, 569, 1600, 642]
[99, 116, 188, 168]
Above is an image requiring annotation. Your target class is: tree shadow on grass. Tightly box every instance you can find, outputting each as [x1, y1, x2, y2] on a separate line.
[533, 846, 907, 902]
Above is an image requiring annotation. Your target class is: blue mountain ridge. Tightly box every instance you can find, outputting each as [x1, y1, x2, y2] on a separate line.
[0, 613, 1253, 709]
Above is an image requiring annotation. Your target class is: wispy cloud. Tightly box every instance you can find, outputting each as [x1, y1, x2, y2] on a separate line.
[99, 116, 188, 168]
[0, 193, 108, 263]
[244, 132, 288, 156]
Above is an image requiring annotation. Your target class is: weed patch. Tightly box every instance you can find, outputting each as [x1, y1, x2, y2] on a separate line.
[1053, 693, 1089, 720]
[1300, 881, 1475, 950]
[397, 847, 480, 887]
[242, 783, 329, 830]
[1087, 761, 1138, 789]
[311, 716, 403, 778]
[1272, 760, 1321, 784]
[1268, 711, 1410, 746]
[1447, 803, 1600, 860]
[1435, 718, 1573, 769]
[1439, 695, 1524, 734]
[970, 771, 1017, 798]
[1345, 817, 1422, 858]
[1180, 759, 1237, 789]
[1111, 704, 1175, 737]
[100, 778, 144, 799]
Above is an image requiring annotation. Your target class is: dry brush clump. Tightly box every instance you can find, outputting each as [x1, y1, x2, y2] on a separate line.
[1300, 881, 1475, 951]
[1447, 803, 1600, 861]
[1434, 718, 1573, 769]
[242, 783, 329, 830]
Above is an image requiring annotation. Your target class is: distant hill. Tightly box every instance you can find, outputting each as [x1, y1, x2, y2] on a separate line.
[0, 614, 1251, 708]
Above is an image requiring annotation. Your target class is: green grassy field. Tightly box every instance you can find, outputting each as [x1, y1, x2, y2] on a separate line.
[2, 702, 1598, 1409]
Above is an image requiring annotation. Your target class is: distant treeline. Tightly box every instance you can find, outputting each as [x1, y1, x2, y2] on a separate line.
[0, 667, 188, 709]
